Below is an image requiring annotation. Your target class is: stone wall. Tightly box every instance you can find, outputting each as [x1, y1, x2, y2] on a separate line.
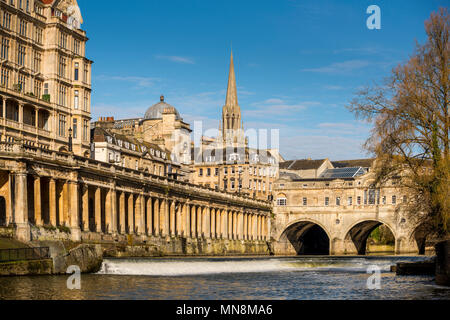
[0, 259, 53, 276]
[435, 240, 450, 286]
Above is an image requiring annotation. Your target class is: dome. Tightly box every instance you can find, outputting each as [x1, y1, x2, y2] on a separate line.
[144, 96, 182, 121]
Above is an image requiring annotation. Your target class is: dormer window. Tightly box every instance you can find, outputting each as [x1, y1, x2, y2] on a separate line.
[229, 153, 240, 161]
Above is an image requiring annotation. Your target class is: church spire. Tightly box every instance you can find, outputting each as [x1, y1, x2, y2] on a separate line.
[225, 50, 238, 108]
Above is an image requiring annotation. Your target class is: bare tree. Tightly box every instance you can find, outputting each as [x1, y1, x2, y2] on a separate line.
[348, 8, 449, 236]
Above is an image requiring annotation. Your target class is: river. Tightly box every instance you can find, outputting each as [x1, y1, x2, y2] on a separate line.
[0, 256, 448, 300]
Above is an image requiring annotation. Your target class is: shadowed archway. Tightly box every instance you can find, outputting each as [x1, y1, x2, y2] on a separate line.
[345, 220, 395, 255]
[281, 221, 330, 255]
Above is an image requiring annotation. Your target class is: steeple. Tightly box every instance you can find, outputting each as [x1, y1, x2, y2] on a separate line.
[221, 49, 244, 147]
[225, 50, 239, 109]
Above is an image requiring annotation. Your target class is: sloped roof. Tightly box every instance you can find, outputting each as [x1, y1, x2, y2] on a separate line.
[280, 159, 327, 170]
[331, 159, 374, 168]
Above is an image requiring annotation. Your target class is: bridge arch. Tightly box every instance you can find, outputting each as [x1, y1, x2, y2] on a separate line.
[279, 219, 331, 255]
[344, 219, 396, 255]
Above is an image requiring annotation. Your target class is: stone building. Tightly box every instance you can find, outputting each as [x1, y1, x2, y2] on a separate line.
[94, 96, 192, 181]
[0, 0, 92, 157]
[272, 158, 424, 255]
[0, 1, 271, 256]
[192, 52, 279, 200]
[92, 120, 180, 178]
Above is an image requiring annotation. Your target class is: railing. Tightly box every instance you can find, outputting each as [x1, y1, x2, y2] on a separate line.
[0, 247, 50, 262]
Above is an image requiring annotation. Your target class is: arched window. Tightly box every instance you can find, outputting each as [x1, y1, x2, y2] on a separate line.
[277, 194, 287, 206]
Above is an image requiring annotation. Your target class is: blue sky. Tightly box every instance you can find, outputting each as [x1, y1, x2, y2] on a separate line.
[78, 0, 447, 160]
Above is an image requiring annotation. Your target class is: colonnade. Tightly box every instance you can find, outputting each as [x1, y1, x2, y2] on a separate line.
[7, 170, 269, 242]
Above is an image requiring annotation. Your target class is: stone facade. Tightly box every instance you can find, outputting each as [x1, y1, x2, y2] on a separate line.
[0, 141, 271, 252]
[0, 0, 92, 157]
[272, 159, 424, 255]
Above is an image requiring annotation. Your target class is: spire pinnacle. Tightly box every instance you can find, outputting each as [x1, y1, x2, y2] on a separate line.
[225, 49, 238, 108]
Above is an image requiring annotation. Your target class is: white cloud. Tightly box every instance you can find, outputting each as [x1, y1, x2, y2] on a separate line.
[155, 55, 195, 64]
[302, 60, 370, 74]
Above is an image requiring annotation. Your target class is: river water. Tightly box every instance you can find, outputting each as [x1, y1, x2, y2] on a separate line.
[0, 256, 449, 300]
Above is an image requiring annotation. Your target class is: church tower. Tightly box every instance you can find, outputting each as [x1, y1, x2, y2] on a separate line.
[221, 50, 245, 146]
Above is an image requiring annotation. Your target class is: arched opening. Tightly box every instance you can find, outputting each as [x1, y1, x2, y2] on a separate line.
[23, 104, 36, 127]
[38, 110, 50, 131]
[0, 196, 6, 226]
[5, 99, 19, 122]
[345, 220, 395, 255]
[281, 221, 330, 255]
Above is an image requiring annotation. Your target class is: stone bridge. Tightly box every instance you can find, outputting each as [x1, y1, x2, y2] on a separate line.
[272, 204, 424, 256]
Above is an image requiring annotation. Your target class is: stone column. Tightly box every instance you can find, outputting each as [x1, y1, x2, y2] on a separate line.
[215, 209, 221, 239]
[69, 180, 81, 241]
[233, 212, 238, 240]
[146, 197, 153, 236]
[18, 103, 23, 125]
[222, 209, 228, 239]
[111, 188, 118, 234]
[191, 205, 196, 238]
[184, 203, 191, 238]
[243, 212, 248, 240]
[252, 214, 257, 241]
[163, 199, 169, 237]
[105, 189, 112, 234]
[34, 176, 42, 226]
[169, 200, 175, 237]
[82, 185, 89, 231]
[13, 171, 30, 241]
[176, 202, 182, 236]
[35, 108, 39, 128]
[153, 198, 160, 236]
[197, 206, 203, 237]
[228, 211, 233, 240]
[134, 194, 141, 235]
[95, 187, 101, 233]
[128, 194, 134, 234]
[119, 192, 126, 234]
[205, 207, 211, 239]
[210, 208, 216, 239]
[49, 178, 56, 226]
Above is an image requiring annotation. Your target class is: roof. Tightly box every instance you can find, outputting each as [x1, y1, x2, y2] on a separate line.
[332, 159, 374, 168]
[280, 159, 327, 170]
[192, 146, 275, 164]
[279, 172, 302, 180]
[319, 167, 367, 179]
[144, 96, 181, 121]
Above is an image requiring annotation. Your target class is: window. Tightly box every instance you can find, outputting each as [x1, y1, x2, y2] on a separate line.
[3, 12, 11, 30]
[83, 92, 89, 111]
[269, 183, 272, 192]
[74, 39, 80, 55]
[357, 196, 361, 205]
[35, 4, 43, 15]
[18, 45, 26, 66]
[33, 80, 42, 98]
[58, 85, 67, 106]
[403, 195, 407, 203]
[382, 196, 386, 205]
[19, 19, 27, 37]
[35, 27, 43, 44]
[83, 120, 89, 141]
[277, 198, 287, 206]
[325, 197, 330, 206]
[368, 189, 376, 205]
[336, 197, 341, 206]
[135, 160, 138, 170]
[207, 168, 211, 176]
[348, 197, 353, 206]
[224, 167, 228, 175]
[74, 63, 79, 80]
[0, 68, 9, 88]
[59, 115, 66, 137]
[18, 73, 26, 92]
[74, 90, 79, 109]
[231, 167, 235, 174]
[215, 168, 219, 176]
[199, 168, 203, 177]
[1, 38, 9, 60]
[59, 32, 67, 49]
[303, 197, 307, 206]
[58, 56, 66, 77]
[231, 180, 235, 190]
[83, 64, 88, 83]
[392, 196, 397, 205]
[72, 118, 78, 139]
[33, 51, 41, 73]
[249, 167, 252, 175]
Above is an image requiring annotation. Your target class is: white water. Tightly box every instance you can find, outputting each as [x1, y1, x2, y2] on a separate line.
[97, 257, 400, 276]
